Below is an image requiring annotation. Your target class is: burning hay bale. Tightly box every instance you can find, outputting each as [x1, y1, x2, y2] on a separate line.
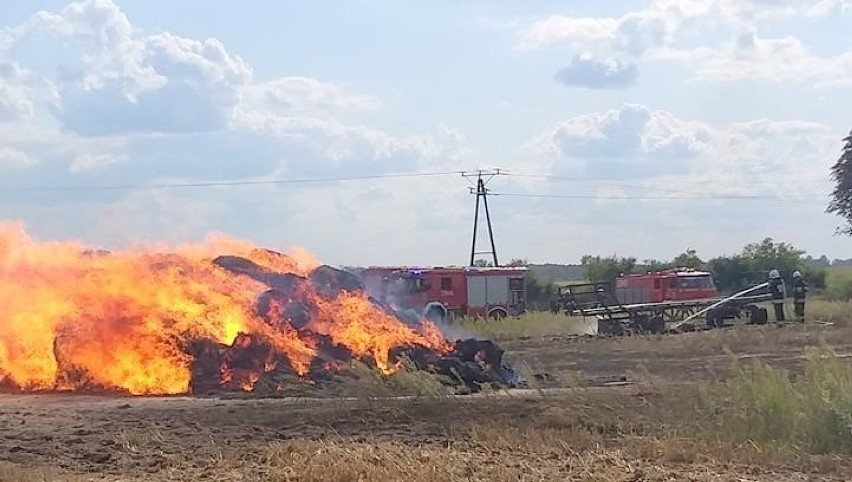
[0, 231, 519, 397]
[194, 255, 520, 396]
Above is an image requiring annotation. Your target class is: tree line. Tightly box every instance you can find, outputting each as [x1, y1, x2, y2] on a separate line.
[580, 238, 827, 293]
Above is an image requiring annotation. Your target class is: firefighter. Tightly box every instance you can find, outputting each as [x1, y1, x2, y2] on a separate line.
[767, 269, 786, 322]
[791, 270, 808, 323]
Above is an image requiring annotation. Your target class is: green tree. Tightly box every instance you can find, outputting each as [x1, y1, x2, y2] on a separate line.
[801, 266, 827, 291]
[827, 129, 852, 235]
[707, 255, 752, 292]
[741, 238, 805, 276]
[672, 248, 705, 270]
[525, 274, 557, 311]
[581, 255, 636, 284]
[637, 258, 671, 272]
[707, 239, 826, 293]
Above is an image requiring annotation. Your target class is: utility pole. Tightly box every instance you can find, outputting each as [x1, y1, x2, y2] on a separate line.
[462, 169, 501, 267]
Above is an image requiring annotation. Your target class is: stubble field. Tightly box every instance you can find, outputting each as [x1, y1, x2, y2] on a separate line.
[3, 303, 852, 481]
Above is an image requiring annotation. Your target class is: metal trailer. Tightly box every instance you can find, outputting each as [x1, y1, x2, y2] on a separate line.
[556, 281, 772, 336]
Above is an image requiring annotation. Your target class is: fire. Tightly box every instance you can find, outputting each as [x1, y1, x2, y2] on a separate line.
[307, 291, 451, 373]
[0, 222, 451, 396]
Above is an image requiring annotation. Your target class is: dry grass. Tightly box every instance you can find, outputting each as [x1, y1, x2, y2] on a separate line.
[3, 388, 852, 481]
[333, 358, 452, 399]
[808, 299, 852, 326]
[7, 422, 846, 481]
[455, 300, 852, 343]
[0, 462, 95, 482]
[456, 311, 594, 340]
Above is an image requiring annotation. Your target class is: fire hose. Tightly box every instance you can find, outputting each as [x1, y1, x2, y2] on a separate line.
[670, 282, 770, 331]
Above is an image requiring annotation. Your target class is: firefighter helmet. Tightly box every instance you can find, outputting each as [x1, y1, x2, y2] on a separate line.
[793, 270, 802, 278]
[769, 269, 780, 279]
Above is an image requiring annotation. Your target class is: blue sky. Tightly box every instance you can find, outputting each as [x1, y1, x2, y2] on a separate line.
[0, 0, 851, 266]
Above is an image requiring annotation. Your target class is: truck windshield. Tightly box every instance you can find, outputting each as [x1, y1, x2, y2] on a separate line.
[676, 276, 714, 289]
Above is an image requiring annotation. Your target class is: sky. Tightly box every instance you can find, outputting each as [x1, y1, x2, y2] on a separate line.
[0, 0, 851, 266]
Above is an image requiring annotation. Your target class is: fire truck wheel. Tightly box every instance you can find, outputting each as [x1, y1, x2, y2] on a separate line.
[423, 303, 448, 324]
[488, 308, 508, 320]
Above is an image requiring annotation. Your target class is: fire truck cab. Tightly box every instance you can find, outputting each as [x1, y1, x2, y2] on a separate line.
[614, 268, 717, 305]
[359, 266, 527, 321]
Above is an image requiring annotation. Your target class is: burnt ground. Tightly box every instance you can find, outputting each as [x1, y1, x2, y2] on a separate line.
[2, 322, 852, 481]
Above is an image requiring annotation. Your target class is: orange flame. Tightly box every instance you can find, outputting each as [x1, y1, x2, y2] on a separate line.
[0, 222, 450, 395]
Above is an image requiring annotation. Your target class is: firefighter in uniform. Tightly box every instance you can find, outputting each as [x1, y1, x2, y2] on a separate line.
[791, 270, 808, 323]
[767, 269, 786, 322]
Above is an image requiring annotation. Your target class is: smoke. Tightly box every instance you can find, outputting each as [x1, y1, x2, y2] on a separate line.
[432, 319, 478, 342]
[353, 269, 481, 342]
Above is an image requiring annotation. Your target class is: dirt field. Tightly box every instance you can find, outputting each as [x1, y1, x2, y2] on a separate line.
[2, 321, 852, 481]
[504, 321, 852, 384]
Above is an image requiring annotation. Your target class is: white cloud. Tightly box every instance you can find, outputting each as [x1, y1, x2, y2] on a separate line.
[0, 0, 466, 178]
[528, 104, 837, 199]
[31, 0, 167, 97]
[529, 104, 712, 161]
[242, 77, 381, 114]
[516, 1, 852, 88]
[517, 16, 621, 51]
[0, 147, 38, 168]
[0, 61, 57, 121]
[806, 0, 844, 16]
[518, 0, 846, 52]
[232, 106, 476, 176]
[9, 0, 254, 135]
[69, 152, 124, 172]
[555, 53, 639, 89]
[689, 34, 852, 87]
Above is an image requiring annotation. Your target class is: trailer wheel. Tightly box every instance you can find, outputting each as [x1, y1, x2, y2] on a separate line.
[752, 307, 768, 325]
[706, 309, 724, 328]
[648, 316, 665, 334]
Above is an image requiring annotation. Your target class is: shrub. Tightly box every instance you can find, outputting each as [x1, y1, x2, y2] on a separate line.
[696, 347, 852, 454]
[824, 268, 852, 301]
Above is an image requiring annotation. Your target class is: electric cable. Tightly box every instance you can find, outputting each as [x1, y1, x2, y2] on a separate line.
[487, 191, 828, 206]
[0, 170, 464, 193]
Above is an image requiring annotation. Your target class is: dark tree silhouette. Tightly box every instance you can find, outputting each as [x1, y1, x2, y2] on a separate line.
[827, 129, 852, 235]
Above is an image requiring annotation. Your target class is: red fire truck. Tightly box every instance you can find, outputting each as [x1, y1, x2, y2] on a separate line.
[359, 266, 528, 321]
[614, 268, 718, 304]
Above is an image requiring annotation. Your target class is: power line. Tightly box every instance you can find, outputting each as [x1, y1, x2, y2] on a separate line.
[504, 172, 831, 186]
[0, 170, 463, 193]
[499, 172, 830, 203]
[503, 173, 700, 196]
[489, 191, 828, 205]
[0, 167, 831, 209]
[501, 173, 829, 198]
